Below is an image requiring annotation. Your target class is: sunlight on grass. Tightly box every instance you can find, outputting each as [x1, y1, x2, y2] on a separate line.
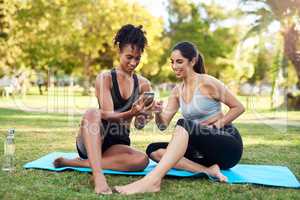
[0, 98, 299, 199]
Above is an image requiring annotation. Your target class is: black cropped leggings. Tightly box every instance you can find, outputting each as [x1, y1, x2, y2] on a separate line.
[146, 118, 243, 170]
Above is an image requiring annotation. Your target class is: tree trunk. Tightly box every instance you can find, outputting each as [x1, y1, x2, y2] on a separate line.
[82, 55, 91, 96]
[287, 92, 300, 110]
[283, 24, 300, 88]
[283, 24, 300, 109]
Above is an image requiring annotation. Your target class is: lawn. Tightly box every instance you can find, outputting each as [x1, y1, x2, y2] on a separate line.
[0, 93, 300, 199]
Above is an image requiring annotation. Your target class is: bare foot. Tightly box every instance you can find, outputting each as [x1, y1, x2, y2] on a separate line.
[205, 164, 227, 182]
[53, 157, 84, 168]
[114, 176, 161, 195]
[92, 173, 112, 195]
[53, 157, 65, 168]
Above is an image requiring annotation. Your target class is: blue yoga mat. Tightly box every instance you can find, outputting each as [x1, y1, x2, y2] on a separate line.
[23, 152, 300, 188]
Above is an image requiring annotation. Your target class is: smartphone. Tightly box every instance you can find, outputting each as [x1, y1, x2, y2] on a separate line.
[143, 92, 155, 106]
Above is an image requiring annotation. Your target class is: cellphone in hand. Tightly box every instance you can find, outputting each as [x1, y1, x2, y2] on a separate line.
[143, 92, 155, 106]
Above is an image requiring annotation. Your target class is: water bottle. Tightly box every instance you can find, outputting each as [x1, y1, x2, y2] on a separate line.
[2, 128, 15, 172]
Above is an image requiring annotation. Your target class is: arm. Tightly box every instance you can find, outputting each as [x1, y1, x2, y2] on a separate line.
[133, 77, 153, 129]
[207, 76, 245, 128]
[155, 86, 180, 130]
[95, 73, 141, 122]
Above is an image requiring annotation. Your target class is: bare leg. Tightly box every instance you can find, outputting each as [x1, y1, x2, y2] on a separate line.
[54, 144, 149, 171]
[150, 148, 227, 181]
[58, 109, 111, 195]
[150, 148, 203, 172]
[114, 125, 188, 194]
[115, 126, 227, 195]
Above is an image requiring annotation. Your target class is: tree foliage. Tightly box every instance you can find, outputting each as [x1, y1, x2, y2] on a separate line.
[241, 0, 300, 87]
[0, 0, 23, 76]
[1, 0, 165, 93]
[159, 0, 241, 83]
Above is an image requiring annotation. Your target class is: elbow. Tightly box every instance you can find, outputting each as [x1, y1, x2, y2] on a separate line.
[99, 110, 106, 119]
[134, 122, 146, 130]
[231, 103, 245, 117]
[135, 125, 145, 130]
[99, 110, 110, 121]
[155, 114, 169, 131]
[158, 125, 167, 131]
[157, 123, 168, 131]
[239, 103, 245, 114]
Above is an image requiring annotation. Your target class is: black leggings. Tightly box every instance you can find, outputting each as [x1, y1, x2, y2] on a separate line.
[146, 118, 243, 170]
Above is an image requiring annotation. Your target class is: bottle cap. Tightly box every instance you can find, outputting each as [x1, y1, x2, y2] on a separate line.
[8, 128, 15, 136]
[7, 128, 15, 139]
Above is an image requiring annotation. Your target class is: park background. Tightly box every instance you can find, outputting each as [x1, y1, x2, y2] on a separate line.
[0, 0, 300, 199]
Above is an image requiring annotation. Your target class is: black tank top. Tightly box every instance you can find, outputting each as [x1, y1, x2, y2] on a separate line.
[99, 68, 139, 112]
[99, 69, 139, 139]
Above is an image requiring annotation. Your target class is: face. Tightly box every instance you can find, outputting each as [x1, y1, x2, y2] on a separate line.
[170, 50, 195, 79]
[119, 44, 142, 73]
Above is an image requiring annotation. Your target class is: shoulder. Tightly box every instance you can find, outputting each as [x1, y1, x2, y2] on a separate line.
[95, 71, 112, 87]
[97, 71, 111, 80]
[137, 74, 150, 86]
[199, 74, 224, 88]
[136, 74, 151, 92]
[198, 74, 227, 98]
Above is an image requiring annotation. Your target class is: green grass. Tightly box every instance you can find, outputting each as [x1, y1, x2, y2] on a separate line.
[0, 86, 281, 112]
[0, 92, 299, 199]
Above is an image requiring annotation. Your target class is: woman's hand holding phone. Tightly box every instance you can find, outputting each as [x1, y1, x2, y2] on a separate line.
[131, 96, 145, 116]
[143, 92, 155, 111]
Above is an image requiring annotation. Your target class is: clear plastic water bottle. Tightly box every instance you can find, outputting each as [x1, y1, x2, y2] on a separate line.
[2, 128, 15, 172]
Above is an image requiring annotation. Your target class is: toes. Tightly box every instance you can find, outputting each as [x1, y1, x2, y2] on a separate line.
[112, 187, 119, 194]
[112, 186, 121, 194]
[101, 188, 112, 195]
[95, 187, 112, 195]
[206, 164, 228, 182]
[116, 186, 131, 195]
[216, 173, 227, 183]
[113, 186, 124, 194]
[53, 157, 64, 168]
[221, 175, 228, 183]
[96, 191, 112, 195]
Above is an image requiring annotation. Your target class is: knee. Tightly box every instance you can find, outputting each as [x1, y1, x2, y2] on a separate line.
[83, 108, 101, 123]
[150, 148, 165, 161]
[175, 118, 192, 135]
[81, 108, 102, 136]
[146, 142, 168, 158]
[174, 124, 190, 138]
[130, 153, 149, 171]
[81, 109, 101, 128]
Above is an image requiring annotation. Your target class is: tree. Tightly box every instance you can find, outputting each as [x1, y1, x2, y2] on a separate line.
[0, 0, 23, 76]
[65, 0, 165, 94]
[241, 0, 300, 88]
[10, 0, 165, 94]
[160, 0, 241, 83]
[248, 34, 274, 84]
[241, 0, 300, 109]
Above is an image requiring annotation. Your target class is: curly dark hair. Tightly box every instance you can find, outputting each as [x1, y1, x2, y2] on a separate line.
[114, 24, 147, 52]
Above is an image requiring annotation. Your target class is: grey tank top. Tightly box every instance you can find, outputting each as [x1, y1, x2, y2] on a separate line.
[179, 78, 221, 123]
